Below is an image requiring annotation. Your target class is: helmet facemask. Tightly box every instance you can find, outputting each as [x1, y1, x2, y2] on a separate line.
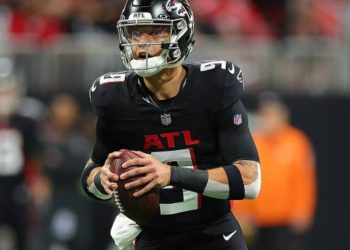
[117, 18, 192, 77]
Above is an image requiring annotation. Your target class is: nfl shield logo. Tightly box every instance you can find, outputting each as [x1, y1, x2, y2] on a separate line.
[161, 113, 172, 126]
[233, 114, 243, 125]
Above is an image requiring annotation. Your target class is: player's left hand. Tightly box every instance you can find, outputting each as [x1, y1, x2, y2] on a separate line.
[120, 151, 171, 197]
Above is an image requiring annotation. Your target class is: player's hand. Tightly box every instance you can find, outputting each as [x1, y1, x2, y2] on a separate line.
[99, 151, 122, 195]
[120, 151, 171, 197]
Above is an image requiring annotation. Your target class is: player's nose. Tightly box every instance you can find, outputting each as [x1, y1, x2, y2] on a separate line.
[135, 44, 156, 58]
[135, 32, 153, 43]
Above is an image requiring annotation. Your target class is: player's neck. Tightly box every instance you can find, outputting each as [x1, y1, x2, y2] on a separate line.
[143, 65, 186, 100]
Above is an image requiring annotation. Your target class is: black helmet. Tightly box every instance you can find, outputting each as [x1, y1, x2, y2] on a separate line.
[117, 0, 195, 77]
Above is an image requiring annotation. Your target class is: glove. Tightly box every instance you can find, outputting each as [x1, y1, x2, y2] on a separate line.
[110, 213, 142, 250]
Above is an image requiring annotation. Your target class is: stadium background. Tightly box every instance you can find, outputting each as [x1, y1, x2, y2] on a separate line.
[0, 0, 349, 249]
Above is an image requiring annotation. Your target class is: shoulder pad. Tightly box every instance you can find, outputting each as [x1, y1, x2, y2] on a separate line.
[190, 60, 245, 108]
[89, 71, 131, 114]
[222, 61, 245, 107]
[89, 72, 128, 100]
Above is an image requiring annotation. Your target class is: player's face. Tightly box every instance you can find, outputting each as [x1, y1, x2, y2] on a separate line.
[0, 84, 19, 118]
[123, 25, 171, 59]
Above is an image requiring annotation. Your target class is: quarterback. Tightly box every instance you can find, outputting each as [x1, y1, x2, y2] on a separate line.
[81, 0, 261, 249]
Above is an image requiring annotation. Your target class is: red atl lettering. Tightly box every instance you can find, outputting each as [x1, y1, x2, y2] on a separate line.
[160, 132, 180, 148]
[143, 130, 200, 150]
[144, 134, 164, 150]
[182, 130, 200, 146]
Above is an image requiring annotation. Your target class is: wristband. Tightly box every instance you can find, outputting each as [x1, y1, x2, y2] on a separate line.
[88, 172, 112, 200]
[169, 166, 208, 193]
[203, 179, 229, 199]
[223, 164, 245, 200]
[81, 162, 104, 200]
[244, 162, 261, 199]
[94, 172, 109, 195]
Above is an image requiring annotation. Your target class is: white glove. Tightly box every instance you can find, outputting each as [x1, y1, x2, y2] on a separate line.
[110, 213, 142, 250]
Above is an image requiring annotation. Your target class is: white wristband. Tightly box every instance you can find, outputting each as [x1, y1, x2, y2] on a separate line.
[244, 163, 261, 199]
[203, 179, 230, 199]
[88, 182, 112, 200]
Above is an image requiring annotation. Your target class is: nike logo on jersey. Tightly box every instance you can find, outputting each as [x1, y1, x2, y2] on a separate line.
[228, 63, 235, 75]
[223, 230, 237, 241]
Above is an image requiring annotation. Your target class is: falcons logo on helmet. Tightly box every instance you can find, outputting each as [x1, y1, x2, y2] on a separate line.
[166, 0, 188, 17]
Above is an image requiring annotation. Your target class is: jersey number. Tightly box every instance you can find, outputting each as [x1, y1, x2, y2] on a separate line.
[100, 73, 126, 85]
[151, 149, 200, 215]
[200, 60, 227, 72]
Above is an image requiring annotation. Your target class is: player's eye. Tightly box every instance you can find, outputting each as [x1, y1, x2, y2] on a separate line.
[125, 26, 170, 43]
[131, 30, 142, 38]
[151, 27, 169, 36]
[131, 26, 169, 36]
[151, 27, 164, 35]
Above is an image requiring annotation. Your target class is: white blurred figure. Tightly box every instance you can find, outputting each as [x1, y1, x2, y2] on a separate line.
[0, 57, 45, 250]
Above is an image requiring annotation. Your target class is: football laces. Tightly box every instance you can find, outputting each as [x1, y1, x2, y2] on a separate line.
[113, 190, 125, 213]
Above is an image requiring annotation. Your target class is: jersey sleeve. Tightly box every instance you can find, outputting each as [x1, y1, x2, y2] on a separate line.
[91, 117, 111, 165]
[89, 72, 129, 116]
[193, 60, 245, 110]
[216, 100, 259, 164]
[222, 62, 245, 109]
[88, 72, 130, 164]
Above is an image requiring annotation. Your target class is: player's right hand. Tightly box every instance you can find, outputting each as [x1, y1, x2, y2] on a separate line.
[100, 151, 121, 195]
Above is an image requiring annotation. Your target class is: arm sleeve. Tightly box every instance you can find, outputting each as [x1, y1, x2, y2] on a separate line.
[91, 117, 111, 166]
[217, 100, 259, 164]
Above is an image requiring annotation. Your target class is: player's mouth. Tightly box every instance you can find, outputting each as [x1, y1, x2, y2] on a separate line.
[136, 50, 161, 59]
[137, 53, 148, 59]
[136, 53, 157, 59]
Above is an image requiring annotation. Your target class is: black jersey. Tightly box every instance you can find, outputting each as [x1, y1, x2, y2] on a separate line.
[0, 115, 39, 191]
[90, 60, 259, 232]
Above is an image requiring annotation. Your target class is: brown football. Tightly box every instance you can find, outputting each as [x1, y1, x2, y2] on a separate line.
[110, 149, 159, 225]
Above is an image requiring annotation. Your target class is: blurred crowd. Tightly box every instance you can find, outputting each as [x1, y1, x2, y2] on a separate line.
[0, 0, 347, 46]
[0, 58, 117, 250]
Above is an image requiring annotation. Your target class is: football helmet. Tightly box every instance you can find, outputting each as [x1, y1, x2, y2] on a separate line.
[0, 58, 21, 117]
[117, 0, 195, 77]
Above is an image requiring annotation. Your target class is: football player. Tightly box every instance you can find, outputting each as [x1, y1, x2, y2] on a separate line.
[0, 58, 41, 250]
[81, 1, 261, 249]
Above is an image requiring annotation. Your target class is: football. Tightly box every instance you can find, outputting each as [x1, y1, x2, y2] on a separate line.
[110, 149, 159, 225]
